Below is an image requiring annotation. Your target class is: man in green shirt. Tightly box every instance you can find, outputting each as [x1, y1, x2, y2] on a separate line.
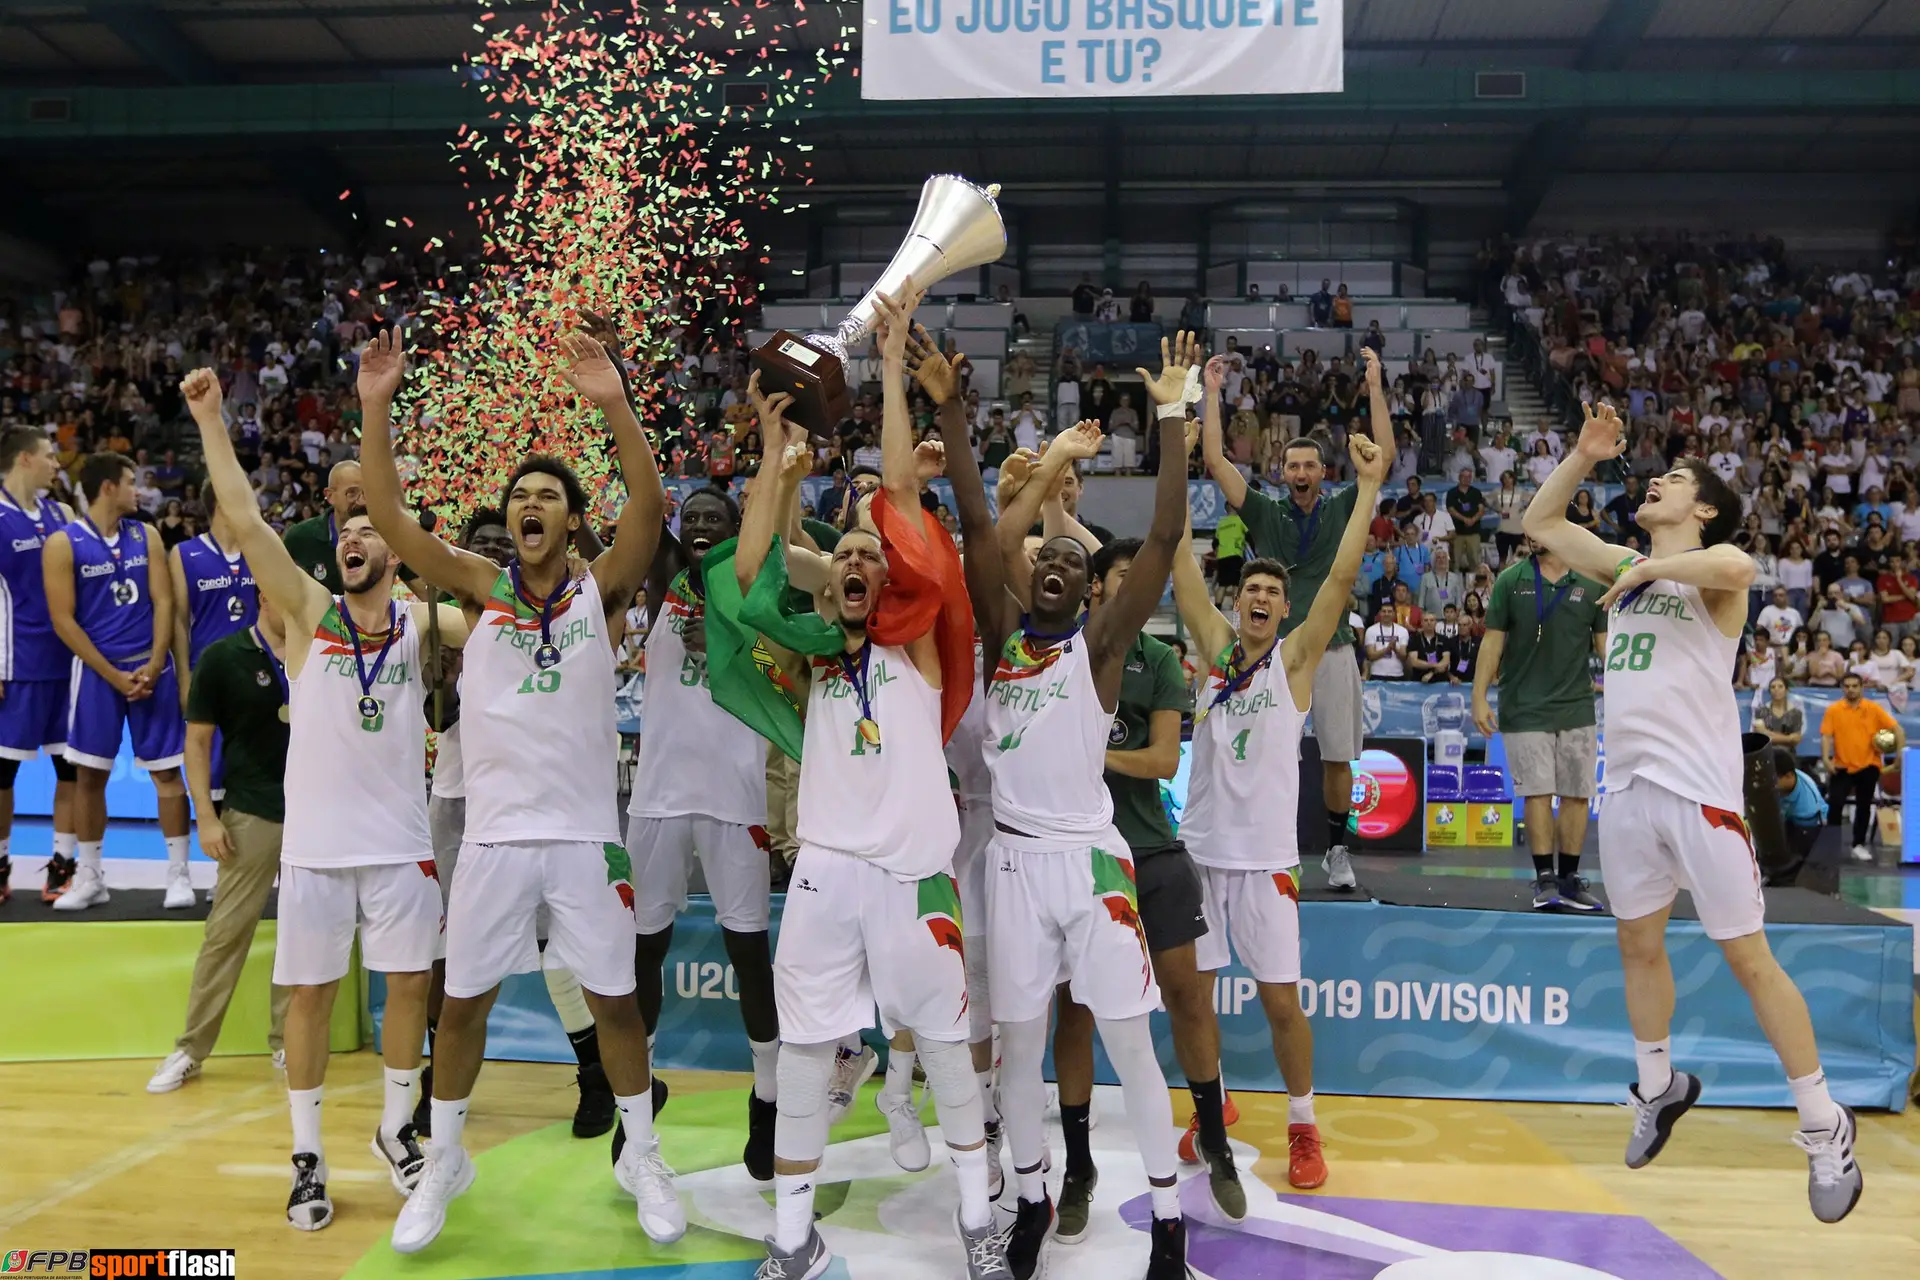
[1470, 539, 1608, 911]
[281, 460, 365, 593]
[1050, 536, 1237, 1239]
[147, 587, 293, 1092]
[1202, 347, 1394, 890]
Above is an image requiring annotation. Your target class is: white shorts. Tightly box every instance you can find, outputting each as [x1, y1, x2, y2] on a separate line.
[273, 860, 446, 987]
[985, 828, 1162, 1025]
[954, 798, 994, 940]
[1599, 776, 1766, 941]
[774, 843, 970, 1046]
[1192, 864, 1302, 985]
[443, 839, 638, 999]
[628, 813, 772, 934]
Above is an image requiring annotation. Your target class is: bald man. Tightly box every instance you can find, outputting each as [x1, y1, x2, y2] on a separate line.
[282, 461, 367, 594]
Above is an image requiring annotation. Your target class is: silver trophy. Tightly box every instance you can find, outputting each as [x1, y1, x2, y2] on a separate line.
[752, 173, 1006, 435]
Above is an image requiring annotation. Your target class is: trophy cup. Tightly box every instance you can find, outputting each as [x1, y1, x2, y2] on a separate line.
[752, 173, 1007, 437]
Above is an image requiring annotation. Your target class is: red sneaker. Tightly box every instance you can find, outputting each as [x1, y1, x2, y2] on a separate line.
[1287, 1123, 1328, 1189]
[1177, 1089, 1242, 1163]
[40, 854, 75, 904]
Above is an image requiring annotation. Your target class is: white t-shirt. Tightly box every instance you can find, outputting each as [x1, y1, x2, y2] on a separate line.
[1479, 444, 1517, 482]
[1364, 623, 1408, 678]
[1756, 604, 1802, 647]
[1412, 508, 1454, 546]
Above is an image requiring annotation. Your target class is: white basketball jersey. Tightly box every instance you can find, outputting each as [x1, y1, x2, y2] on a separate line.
[629, 573, 766, 825]
[281, 599, 432, 869]
[1181, 641, 1307, 872]
[431, 720, 463, 799]
[982, 631, 1114, 843]
[796, 641, 958, 879]
[944, 640, 992, 803]
[1601, 577, 1744, 810]
[462, 566, 621, 844]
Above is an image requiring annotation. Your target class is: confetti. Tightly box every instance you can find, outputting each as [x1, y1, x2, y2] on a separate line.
[396, 0, 836, 520]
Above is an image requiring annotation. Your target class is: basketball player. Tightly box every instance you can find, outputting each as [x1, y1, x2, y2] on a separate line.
[283, 460, 367, 594]
[730, 284, 1006, 1280]
[183, 366, 462, 1229]
[1525, 402, 1864, 1222]
[43, 454, 190, 912]
[0, 427, 77, 906]
[1469, 537, 1607, 912]
[627, 482, 782, 1178]
[1172, 385, 1388, 1195]
[416, 508, 615, 1145]
[354, 328, 681, 1254]
[167, 484, 258, 908]
[1200, 346, 1395, 891]
[964, 333, 1201, 1280]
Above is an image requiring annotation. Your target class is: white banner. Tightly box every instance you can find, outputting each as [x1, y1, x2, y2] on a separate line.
[860, 0, 1344, 100]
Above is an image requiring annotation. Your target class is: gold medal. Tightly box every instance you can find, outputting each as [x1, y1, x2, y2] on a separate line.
[857, 717, 881, 747]
[277, 705, 291, 724]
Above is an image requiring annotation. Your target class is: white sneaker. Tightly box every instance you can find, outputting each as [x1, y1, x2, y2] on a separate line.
[390, 1144, 474, 1254]
[163, 864, 195, 909]
[614, 1133, 687, 1244]
[879, 1086, 931, 1172]
[825, 1043, 877, 1127]
[52, 864, 109, 911]
[146, 1050, 200, 1094]
[1850, 844, 1873, 863]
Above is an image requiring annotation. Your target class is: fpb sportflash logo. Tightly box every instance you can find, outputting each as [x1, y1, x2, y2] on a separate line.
[2, 1251, 235, 1277]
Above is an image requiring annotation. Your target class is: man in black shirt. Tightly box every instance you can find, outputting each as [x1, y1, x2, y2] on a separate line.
[1602, 475, 1644, 545]
[1407, 615, 1454, 684]
[1392, 475, 1424, 523]
[1812, 528, 1849, 597]
[1444, 469, 1487, 569]
[1071, 273, 1099, 315]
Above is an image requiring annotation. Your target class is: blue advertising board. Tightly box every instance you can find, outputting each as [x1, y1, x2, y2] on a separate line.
[13, 728, 158, 819]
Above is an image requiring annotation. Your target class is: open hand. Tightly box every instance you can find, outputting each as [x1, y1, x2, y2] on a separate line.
[558, 331, 625, 407]
[1576, 401, 1628, 462]
[1138, 330, 1203, 406]
[996, 448, 1036, 509]
[179, 368, 224, 421]
[872, 279, 925, 364]
[1594, 556, 1652, 611]
[905, 322, 964, 405]
[357, 327, 405, 404]
[1047, 420, 1104, 464]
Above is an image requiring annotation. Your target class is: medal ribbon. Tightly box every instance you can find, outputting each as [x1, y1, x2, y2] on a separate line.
[343, 597, 399, 708]
[511, 561, 562, 655]
[1200, 641, 1276, 723]
[253, 624, 288, 708]
[841, 640, 877, 732]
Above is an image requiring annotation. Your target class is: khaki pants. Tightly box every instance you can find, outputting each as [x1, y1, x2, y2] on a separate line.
[175, 808, 292, 1062]
[765, 742, 800, 865]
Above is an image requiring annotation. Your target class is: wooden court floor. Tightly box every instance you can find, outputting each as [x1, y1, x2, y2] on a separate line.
[1, 1053, 1916, 1279]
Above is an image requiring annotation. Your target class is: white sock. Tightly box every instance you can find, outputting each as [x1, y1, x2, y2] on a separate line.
[1788, 1068, 1841, 1133]
[53, 831, 76, 859]
[1016, 1162, 1045, 1203]
[774, 1171, 816, 1251]
[381, 1066, 421, 1140]
[881, 1046, 915, 1104]
[77, 839, 102, 873]
[1634, 1038, 1673, 1099]
[1149, 1178, 1179, 1221]
[749, 1038, 780, 1104]
[288, 1085, 324, 1157]
[164, 835, 190, 869]
[951, 1144, 992, 1231]
[975, 1064, 998, 1125]
[1289, 1091, 1316, 1125]
[614, 1091, 655, 1151]
[430, 1097, 469, 1153]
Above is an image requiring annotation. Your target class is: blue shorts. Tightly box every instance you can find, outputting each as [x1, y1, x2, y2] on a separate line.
[65, 658, 186, 773]
[0, 679, 69, 762]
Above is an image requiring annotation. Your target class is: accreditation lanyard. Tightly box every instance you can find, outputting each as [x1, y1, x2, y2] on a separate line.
[1532, 557, 1573, 641]
[343, 597, 399, 727]
[1286, 496, 1322, 568]
[254, 625, 290, 723]
[512, 561, 564, 670]
[1197, 641, 1274, 725]
[842, 640, 880, 749]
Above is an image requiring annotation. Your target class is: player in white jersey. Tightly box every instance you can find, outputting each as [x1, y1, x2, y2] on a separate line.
[1171, 361, 1387, 1195]
[959, 331, 1201, 1280]
[352, 328, 680, 1254]
[734, 284, 1007, 1280]
[182, 368, 468, 1230]
[1526, 402, 1864, 1223]
[628, 483, 782, 1178]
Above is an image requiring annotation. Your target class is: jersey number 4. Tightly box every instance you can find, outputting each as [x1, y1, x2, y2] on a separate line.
[1604, 632, 1657, 672]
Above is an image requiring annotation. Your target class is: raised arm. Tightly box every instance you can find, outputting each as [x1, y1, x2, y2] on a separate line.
[1200, 353, 1248, 509]
[1596, 543, 1756, 611]
[871, 282, 929, 528]
[354, 329, 498, 607]
[1087, 331, 1203, 699]
[1360, 346, 1395, 464]
[1283, 433, 1387, 685]
[557, 332, 665, 612]
[1171, 491, 1233, 665]
[1522, 402, 1635, 584]
[734, 387, 805, 593]
[179, 368, 330, 631]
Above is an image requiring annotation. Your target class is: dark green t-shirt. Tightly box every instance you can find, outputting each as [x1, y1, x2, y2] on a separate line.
[282, 512, 341, 594]
[1484, 557, 1607, 733]
[1104, 633, 1193, 856]
[1236, 483, 1361, 647]
[185, 629, 291, 822]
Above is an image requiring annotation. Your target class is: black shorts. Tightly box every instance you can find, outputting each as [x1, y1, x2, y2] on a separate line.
[1215, 555, 1244, 588]
[1135, 842, 1208, 953]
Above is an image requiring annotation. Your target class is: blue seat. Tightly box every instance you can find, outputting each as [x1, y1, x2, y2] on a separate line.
[1464, 765, 1511, 804]
[1426, 766, 1462, 802]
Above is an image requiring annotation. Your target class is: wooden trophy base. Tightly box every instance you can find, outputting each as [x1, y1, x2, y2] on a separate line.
[749, 330, 850, 440]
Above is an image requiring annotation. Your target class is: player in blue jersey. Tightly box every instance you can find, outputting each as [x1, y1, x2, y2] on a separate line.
[0, 427, 79, 906]
[42, 453, 192, 912]
[167, 486, 257, 908]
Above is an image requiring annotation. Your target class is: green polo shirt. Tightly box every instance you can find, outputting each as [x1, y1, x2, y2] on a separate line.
[1484, 557, 1608, 733]
[185, 629, 290, 822]
[282, 512, 341, 594]
[1236, 483, 1361, 647]
[1104, 632, 1193, 856]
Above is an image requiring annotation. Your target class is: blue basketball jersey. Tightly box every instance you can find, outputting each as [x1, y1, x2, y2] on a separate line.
[67, 516, 156, 663]
[0, 489, 72, 681]
[178, 533, 257, 667]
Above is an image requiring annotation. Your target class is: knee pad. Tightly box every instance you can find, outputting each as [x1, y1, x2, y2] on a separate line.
[51, 757, 76, 783]
[775, 1039, 836, 1118]
[963, 943, 992, 1044]
[0, 759, 17, 788]
[915, 1038, 978, 1107]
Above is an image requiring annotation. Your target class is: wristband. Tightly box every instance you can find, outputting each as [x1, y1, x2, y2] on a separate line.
[1156, 400, 1188, 422]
